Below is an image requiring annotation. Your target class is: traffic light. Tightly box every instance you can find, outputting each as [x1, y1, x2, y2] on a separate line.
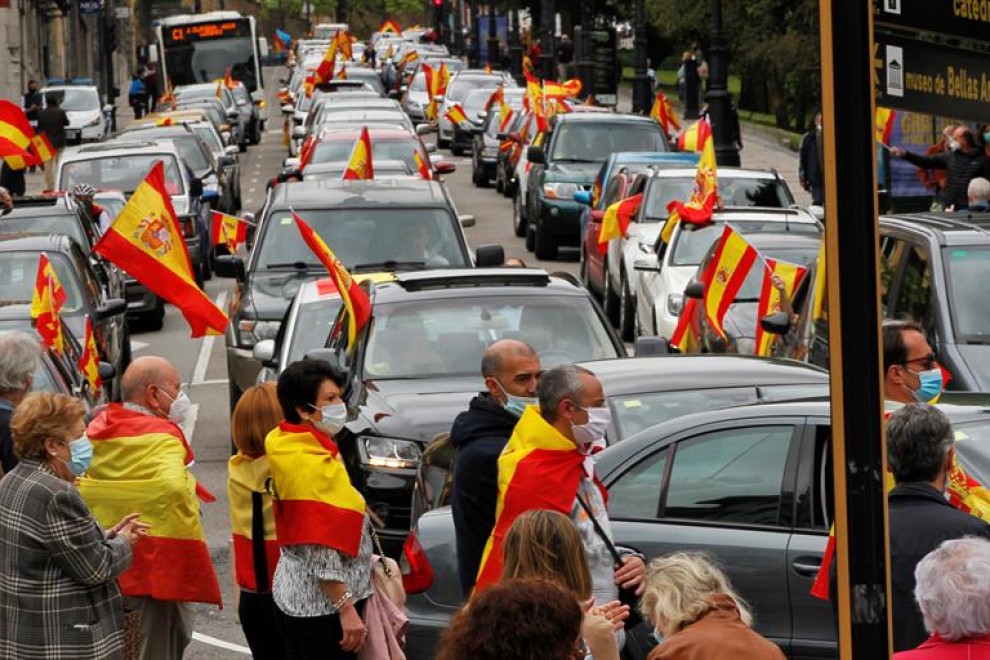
[433, 0, 442, 6]
[105, 18, 118, 53]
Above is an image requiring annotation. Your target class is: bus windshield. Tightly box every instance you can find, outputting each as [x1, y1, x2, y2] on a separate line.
[161, 18, 260, 92]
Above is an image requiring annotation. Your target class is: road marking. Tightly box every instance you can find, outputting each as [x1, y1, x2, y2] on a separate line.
[191, 291, 227, 385]
[191, 632, 251, 655]
[248, 188, 257, 193]
[188, 378, 229, 387]
[130, 339, 149, 353]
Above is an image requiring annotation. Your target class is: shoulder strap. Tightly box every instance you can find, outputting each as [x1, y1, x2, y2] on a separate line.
[575, 491, 623, 568]
[250, 491, 270, 592]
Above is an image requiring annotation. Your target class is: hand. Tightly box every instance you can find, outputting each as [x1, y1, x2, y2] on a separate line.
[591, 600, 630, 631]
[891, 147, 906, 158]
[582, 611, 621, 660]
[338, 602, 367, 653]
[771, 275, 786, 293]
[614, 555, 647, 596]
[117, 519, 151, 547]
[107, 513, 142, 539]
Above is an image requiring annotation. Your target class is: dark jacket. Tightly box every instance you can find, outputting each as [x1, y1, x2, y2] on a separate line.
[23, 91, 42, 121]
[36, 106, 69, 149]
[889, 482, 990, 652]
[0, 162, 26, 197]
[450, 393, 518, 597]
[902, 148, 990, 210]
[0, 401, 16, 474]
[798, 128, 824, 205]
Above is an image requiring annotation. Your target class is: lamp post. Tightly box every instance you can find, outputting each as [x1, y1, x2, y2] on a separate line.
[630, 0, 651, 113]
[575, 0, 594, 99]
[539, 0, 554, 81]
[705, 0, 740, 166]
[507, 0, 521, 78]
[487, 1, 499, 66]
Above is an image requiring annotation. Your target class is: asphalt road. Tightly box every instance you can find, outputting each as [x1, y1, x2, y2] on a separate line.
[131, 66, 577, 659]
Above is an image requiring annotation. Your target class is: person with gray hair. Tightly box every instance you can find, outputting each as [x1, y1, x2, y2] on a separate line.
[966, 176, 990, 212]
[0, 331, 42, 474]
[887, 403, 990, 651]
[895, 537, 990, 658]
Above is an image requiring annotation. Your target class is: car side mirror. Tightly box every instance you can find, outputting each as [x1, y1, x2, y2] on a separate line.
[219, 155, 236, 167]
[252, 338, 277, 366]
[189, 178, 204, 198]
[291, 126, 306, 139]
[459, 215, 476, 228]
[97, 361, 116, 384]
[634, 336, 670, 356]
[760, 311, 793, 336]
[527, 146, 545, 164]
[416, 123, 434, 136]
[434, 160, 456, 174]
[425, 143, 437, 153]
[96, 298, 127, 319]
[215, 254, 246, 281]
[590, 209, 605, 222]
[225, 145, 240, 156]
[573, 190, 592, 205]
[683, 279, 705, 300]
[476, 244, 505, 267]
[633, 253, 660, 272]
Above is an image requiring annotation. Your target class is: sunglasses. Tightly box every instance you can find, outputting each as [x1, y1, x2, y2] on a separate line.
[901, 353, 937, 370]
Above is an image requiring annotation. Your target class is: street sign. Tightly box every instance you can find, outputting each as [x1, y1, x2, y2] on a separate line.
[874, 0, 990, 42]
[588, 29, 618, 107]
[78, 0, 100, 13]
[874, 32, 990, 121]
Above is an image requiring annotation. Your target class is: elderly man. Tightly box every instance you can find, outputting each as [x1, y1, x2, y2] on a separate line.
[887, 404, 990, 651]
[0, 331, 41, 475]
[895, 537, 990, 658]
[475, 365, 645, 617]
[78, 356, 221, 660]
[892, 126, 990, 211]
[451, 339, 540, 596]
[965, 177, 990, 212]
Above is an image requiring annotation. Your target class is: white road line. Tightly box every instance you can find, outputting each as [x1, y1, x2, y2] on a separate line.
[189, 378, 229, 387]
[191, 291, 228, 385]
[130, 339, 149, 353]
[191, 632, 251, 655]
[248, 188, 257, 193]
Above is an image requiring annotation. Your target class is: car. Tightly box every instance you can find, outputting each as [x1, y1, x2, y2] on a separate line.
[174, 99, 238, 147]
[471, 89, 526, 188]
[40, 85, 112, 143]
[400, 70, 433, 124]
[494, 109, 529, 196]
[295, 127, 445, 179]
[340, 63, 388, 96]
[0, 234, 129, 398]
[217, 179, 503, 411]
[56, 139, 212, 287]
[524, 112, 669, 260]
[437, 70, 517, 148]
[634, 207, 820, 341]
[174, 83, 247, 150]
[314, 107, 415, 134]
[229, 81, 264, 145]
[302, 96, 402, 141]
[313, 268, 626, 553]
[448, 88, 494, 157]
[509, 113, 545, 237]
[137, 107, 234, 146]
[300, 159, 417, 181]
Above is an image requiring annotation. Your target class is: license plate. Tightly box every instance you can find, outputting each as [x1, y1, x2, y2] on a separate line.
[596, 94, 618, 106]
[67, 130, 80, 140]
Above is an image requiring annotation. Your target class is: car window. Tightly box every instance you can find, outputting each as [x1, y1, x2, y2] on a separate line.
[758, 383, 830, 402]
[70, 246, 103, 304]
[724, 246, 820, 303]
[608, 448, 669, 520]
[943, 246, 990, 343]
[447, 76, 503, 102]
[46, 88, 99, 112]
[602, 175, 627, 208]
[288, 297, 345, 364]
[192, 125, 224, 154]
[609, 388, 759, 439]
[0, 251, 85, 313]
[60, 155, 184, 196]
[170, 136, 211, 173]
[669, 220, 820, 267]
[550, 123, 666, 163]
[662, 425, 794, 525]
[410, 72, 427, 91]
[311, 138, 424, 172]
[645, 177, 792, 220]
[0, 212, 87, 247]
[891, 242, 933, 331]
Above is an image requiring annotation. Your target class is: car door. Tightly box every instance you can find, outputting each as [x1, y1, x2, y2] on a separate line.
[606, 420, 805, 655]
[70, 244, 122, 369]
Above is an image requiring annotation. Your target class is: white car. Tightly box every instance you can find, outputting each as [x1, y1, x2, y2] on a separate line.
[633, 205, 820, 341]
[510, 113, 542, 238]
[437, 69, 516, 149]
[40, 86, 111, 143]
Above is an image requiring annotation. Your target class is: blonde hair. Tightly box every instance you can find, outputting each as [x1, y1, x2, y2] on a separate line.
[502, 509, 592, 601]
[231, 383, 282, 457]
[10, 392, 86, 461]
[640, 552, 752, 637]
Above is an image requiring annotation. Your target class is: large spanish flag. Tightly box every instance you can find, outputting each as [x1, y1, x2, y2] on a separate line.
[314, 40, 338, 85]
[703, 225, 758, 340]
[79, 404, 222, 605]
[542, 78, 583, 99]
[474, 407, 593, 592]
[93, 161, 228, 337]
[228, 453, 280, 592]
[265, 422, 366, 556]
[78, 315, 103, 394]
[754, 259, 807, 356]
[0, 100, 36, 162]
[30, 253, 66, 355]
[210, 210, 247, 252]
[662, 119, 718, 244]
[597, 193, 643, 255]
[342, 126, 374, 180]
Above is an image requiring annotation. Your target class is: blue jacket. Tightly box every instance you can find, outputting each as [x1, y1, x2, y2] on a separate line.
[128, 79, 146, 96]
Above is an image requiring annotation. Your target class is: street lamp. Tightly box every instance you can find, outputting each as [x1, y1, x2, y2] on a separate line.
[539, 0, 554, 81]
[705, 0, 741, 166]
[630, 0, 651, 114]
[507, 0, 522, 78]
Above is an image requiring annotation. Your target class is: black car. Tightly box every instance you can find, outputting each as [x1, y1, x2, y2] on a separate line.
[471, 97, 523, 189]
[313, 268, 627, 553]
[217, 179, 503, 411]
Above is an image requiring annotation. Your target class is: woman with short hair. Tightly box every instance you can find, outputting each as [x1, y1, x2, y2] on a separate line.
[640, 553, 785, 660]
[0, 330, 42, 474]
[0, 392, 146, 658]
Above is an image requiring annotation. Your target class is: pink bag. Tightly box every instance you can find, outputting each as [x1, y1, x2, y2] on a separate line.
[358, 555, 408, 660]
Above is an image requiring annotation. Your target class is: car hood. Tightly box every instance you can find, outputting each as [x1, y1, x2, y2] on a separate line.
[65, 110, 101, 126]
[407, 90, 429, 105]
[355, 375, 481, 442]
[546, 161, 601, 182]
[244, 271, 321, 320]
[953, 344, 990, 390]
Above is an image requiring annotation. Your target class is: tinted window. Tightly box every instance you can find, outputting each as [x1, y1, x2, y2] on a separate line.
[170, 136, 211, 173]
[0, 212, 86, 246]
[892, 243, 933, 330]
[0, 251, 85, 312]
[669, 220, 820, 267]
[663, 426, 793, 525]
[610, 388, 759, 439]
[287, 297, 344, 364]
[608, 449, 669, 519]
[165, 36, 258, 91]
[943, 246, 990, 342]
[60, 155, 184, 195]
[447, 76, 503, 102]
[644, 177, 793, 220]
[311, 137, 425, 172]
[550, 123, 666, 163]
[45, 88, 99, 112]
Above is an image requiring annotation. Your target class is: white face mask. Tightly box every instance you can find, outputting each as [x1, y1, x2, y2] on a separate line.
[571, 404, 611, 448]
[311, 402, 348, 435]
[161, 389, 191, 425]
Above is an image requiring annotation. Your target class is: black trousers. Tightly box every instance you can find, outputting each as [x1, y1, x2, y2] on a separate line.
[239, 591, 287, 660]
[276, 599, 367, 660]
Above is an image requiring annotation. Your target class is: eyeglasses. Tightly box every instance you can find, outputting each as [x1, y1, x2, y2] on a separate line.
[901, 353, 937, 370]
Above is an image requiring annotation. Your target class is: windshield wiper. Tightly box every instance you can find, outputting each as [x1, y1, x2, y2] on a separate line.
[352, 260, 427, 272]
[266, 261, 319, 270]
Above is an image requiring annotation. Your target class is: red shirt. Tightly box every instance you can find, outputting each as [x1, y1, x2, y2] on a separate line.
[895, 633, 990, 659]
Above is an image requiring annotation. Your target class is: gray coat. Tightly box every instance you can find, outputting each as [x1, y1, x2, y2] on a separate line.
[0, 460, 132, 658]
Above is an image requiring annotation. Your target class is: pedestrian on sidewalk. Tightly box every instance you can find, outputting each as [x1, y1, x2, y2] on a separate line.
[35, 94, 68, 192]
[555, 34, 574, 81]
[128, 73, 148, 119]
[0, 161, 26, 197]
[891, 126, 990, 212]
[22, 80, 42, 173]
[799, 111, 824, 206]
[143, 62, 159, 114]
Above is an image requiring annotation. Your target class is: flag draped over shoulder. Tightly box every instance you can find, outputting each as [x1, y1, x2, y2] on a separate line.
[228, 454, 280, 592]
[265, 422, 366, 556]
[662, 119, 718, 244]
[703, 225, 758, 340]
[874, 107, 896, 146]
[474, 407, 589, 592]
[93, 161, 228, 337]
[79, 404, 222, 605]
[342, 126, 374, 180]
[597, 193, 643, 254]
[754, 259, 807, 356]
[30, 253, 66, 354]
[211, 210, 247, 252]
[78, 316, 102, 394]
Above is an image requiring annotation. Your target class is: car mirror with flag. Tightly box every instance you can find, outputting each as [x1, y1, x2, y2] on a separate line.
[93, 161, 228, 337]
[211, 210, 248, 253]
[444, 103, 469, 127]
[30, 252, 67, 355]
[342, 127, 374, 180]
[754, 258, 808, 356]
[650, 89, 681, 140]
[78, 315, 103, 395]
[413, 149, 431, 180]
[597, 193, 643, 255]
[662, 118, 719, 244]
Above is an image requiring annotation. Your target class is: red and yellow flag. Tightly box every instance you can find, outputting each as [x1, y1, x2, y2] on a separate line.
[334, 29, 353, 61]
[342, 126, 374, 180]
[223, 67, 236, 89]
[597, 193, 643, 255]
[650, 89, 681, 136]
[498, 104, 515, 132]
[670, 294, 703, 354]
[30, 132, 55, 163]
[703, 225, 758, 340]
[444, 103, 468, 126]
[378, 18, 401, 34]
[228, 453, 280, 592]
[754, 259, 807, 356]
[298, 134, 316, 171]
[399, 50, 419, 69]
[662, 119, 718, 244]
[293, 213, 371, 352]
[80, 405, 221, 605]
[211, 210, 248, 252]
[414, 149, 431, 180]
[0, 100, 40, 169]
[812, 240, 827, 322]
[485, 85, 504, 112]
[314, 42, 338, 85]
[30, 253, 66, 355]
[78, 316, 103, 394]
[159, 77, 176, 108]
[214, 80, 223, 100]
[542, 78, 583, 99]
[522, 55, 535, 79]
[424, 62, 451, 121]
[484, 63, 493, 74]
[93, 161, 228, 337]
[875, 107, 896, 146]
[265, 422, 366, 556]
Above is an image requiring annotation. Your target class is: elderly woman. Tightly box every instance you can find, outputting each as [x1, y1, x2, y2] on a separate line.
[640, 553, 785, 660]
[0, 392, 146, 658]
[895, 537, 990, 658]
[0, 330, 41, 474]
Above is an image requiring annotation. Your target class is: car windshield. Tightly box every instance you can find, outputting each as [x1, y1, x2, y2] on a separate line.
[670, 220, 821, 267]
[60, 155, 184, 196]
[550, 122, 666, 162]
[943, 246, 990, 343]
[165, 135, 210, 173]
[364, 295, 619, 379]
[0, 251, 85, 313]
[644, 177, 794, 220]
[447, 76, 502, 102]
[343, 71, 385, 95]
[47, 88, 99, 112]
[320, 110, 408, 127]
[0, 212, 86, 246]
[463, 90, 492, 119]
[96, 197, 125, 219]
[192, 125, 223, 154]
[311, 137, 423, 171]
[288, 297, 345, 364]
[256, 208, 468, 271]
[177, 87, 232, 108]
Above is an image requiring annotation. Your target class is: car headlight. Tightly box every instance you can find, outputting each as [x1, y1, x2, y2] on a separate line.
[543, 182, 578, 199]
[237, 319, 281, 348]
[85, 115, 101, 127]
[667, 293, 684, 317]
[361, 436, 422, 469]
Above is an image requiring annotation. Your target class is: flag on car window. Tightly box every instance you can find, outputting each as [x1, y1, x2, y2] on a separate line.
[662, 118, 718, 244]
[211, 210, 248, 253]
[342, 126, 374, 180]
[444, 103, 468, 126]
[754, 258, 807, 357]
[650, 89, 681, 137]
[30, 252, 66, 355]
[78, 316, 103, 394]
[703, 225, 758, 340]
[414, 149, 431, 180]
[597, 193, 643, 255]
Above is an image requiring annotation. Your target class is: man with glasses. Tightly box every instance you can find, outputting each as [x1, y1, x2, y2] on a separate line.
[882, 320, 943, 406]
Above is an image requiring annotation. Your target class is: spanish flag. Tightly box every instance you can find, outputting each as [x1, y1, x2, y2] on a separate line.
[30, 253, 66, 354]
[670, 294, 703, 353]
[211, 210, 247, 252]
[704, 225, 758, 340]
[875, 107, 896, 146]
[543, 78, 583, 99]
[650, 89, 681, 136]
[754, 259, 807, 356]
[160, 77, 176, 108]
[0, 100, 39, 169]
[378, 18, 401, 34]
[223, 67, 236, 89]
[265, 422, 366, 556]
[333, 29, 353, 61]
[485, 85, 504, 112]
[498, 104, 515, 132]
[677, 120, 704, 152]
[93, 161, 228, 338]
[78, 316, 103, 394]
[342, 126, 374, 180]
[228, 453, 280, 592]
[156, 116, 174, 127]
[662, 119, 718, 244]
[293, 213, 371, 352]
[399, 50, 419, 69]
[31, 132, 55, 163]
[444, 103, 468, 126]
[811, 240, 827, 322]
[475, 406, 599, 592]
[80, 404, 222, 605]
[424, 63, 451, 121]
[597, 193, 643, 255]
[414, 149, 431, 180]
[314, 42, 338, 85]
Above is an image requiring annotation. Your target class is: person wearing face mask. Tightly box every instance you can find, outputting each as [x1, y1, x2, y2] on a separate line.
[78, 356, 222, 660]
[265, 359, 373, 659]
[450, 339, 541, 597]
[892, 125, 990, 211]
[0, 392, 148, 658]
[474, 365, 646, 652]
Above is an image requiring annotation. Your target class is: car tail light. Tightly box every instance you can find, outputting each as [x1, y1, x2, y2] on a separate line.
[179, 216, 197, 238]
[401, 530, 434, 594]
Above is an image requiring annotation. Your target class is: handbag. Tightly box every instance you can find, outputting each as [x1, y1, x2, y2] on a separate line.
[122, 609, 141, 660]
[368, 523, 406, 608]
[359, 523, 408, 660]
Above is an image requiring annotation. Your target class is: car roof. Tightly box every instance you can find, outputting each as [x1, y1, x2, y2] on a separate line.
[303, 159, 412, 175]
[369, 268, 591, 303]
[296, 273, 396, 304]
[317, 127, 414, 140]
[0, 232, 76, 253]
[652, 167, 781, 180]
[60, 140, 181, 158]
[41, 85, 98, 93]
[741, 231, 822, 250]
[880, 213, 990, 246]
[705, 207, 820, 224]
[611, 152, 698, 165]
[553, 112, 656, 125]
[269, 179, 449, 208]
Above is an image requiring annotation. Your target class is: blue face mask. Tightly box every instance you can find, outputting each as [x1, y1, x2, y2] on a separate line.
[911, 367, 943, 403]
[493, 379, 537, 418]
[66, 435, 93, 476]
[984, 131, 990, 144]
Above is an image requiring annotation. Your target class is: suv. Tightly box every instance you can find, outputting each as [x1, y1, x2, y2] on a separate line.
[40, 85, 112, 143]
[437, 69, 516, 149]
[217, 178, 502, 410]
[524, 112, 669, 260]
